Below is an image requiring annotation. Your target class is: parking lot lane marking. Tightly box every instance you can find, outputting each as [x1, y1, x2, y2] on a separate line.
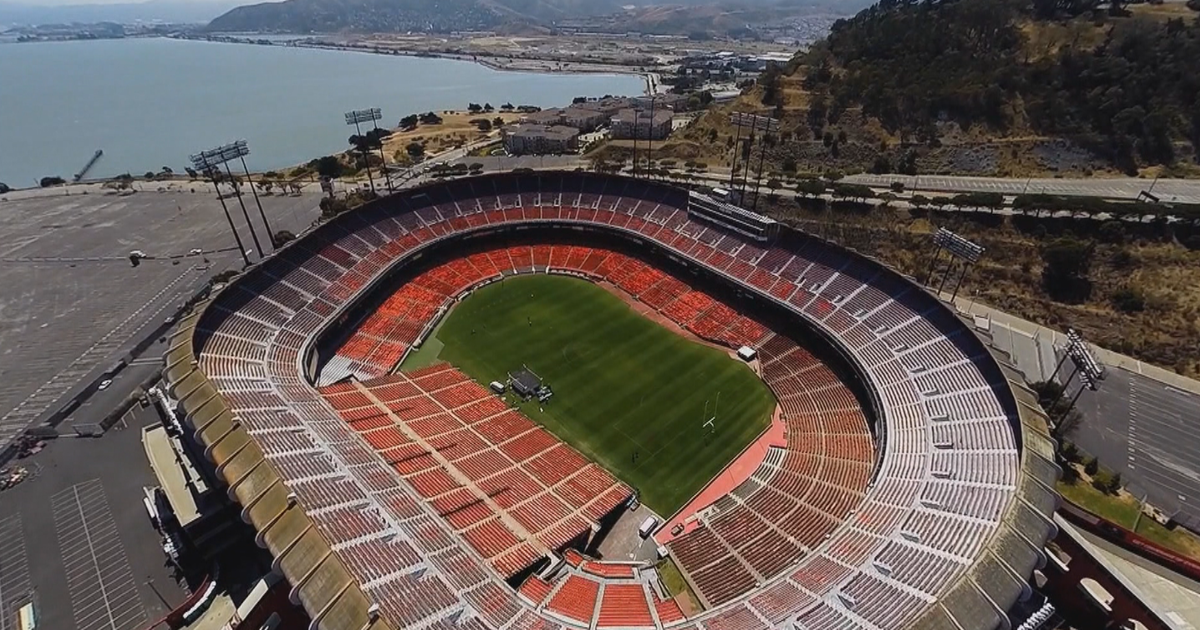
[52, 480, 146, 630]
[0, 515, 32, 630]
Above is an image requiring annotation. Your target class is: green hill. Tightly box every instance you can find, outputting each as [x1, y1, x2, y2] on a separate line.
[664, 0, 1200, 177]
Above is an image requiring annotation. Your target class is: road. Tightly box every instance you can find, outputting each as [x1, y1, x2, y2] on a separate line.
[844, 173, 1200, 204]
[958, 298, 1200, 532]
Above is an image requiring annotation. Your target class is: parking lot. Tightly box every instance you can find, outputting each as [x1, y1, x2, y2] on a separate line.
[53, 479, 146, 630]
[0, 515, 32, 630]
[0, 189, 320, 456]
[0, 407, 186, 630]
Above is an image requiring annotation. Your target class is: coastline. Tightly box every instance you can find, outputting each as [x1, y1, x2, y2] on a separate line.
[0, 36, 648, 188]
[177, 35, 661, 95]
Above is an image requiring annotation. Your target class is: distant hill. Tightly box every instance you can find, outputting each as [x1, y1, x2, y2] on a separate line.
[205, 0, 627, 33]
[204, 0, 865, 35]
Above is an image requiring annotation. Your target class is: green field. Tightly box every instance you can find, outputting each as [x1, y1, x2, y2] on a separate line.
[402, 274, 775, 515]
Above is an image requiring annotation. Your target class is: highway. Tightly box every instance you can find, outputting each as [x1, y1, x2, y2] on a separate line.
[844, 173, 1200, 204]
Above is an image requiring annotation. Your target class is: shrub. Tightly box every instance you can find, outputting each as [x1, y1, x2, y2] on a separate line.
[0, 182, 9, 194]
[1084, 456, 1099, 475]
[272, 230, 296, 248]
[40, 176, 66, 188]
[1060, 440, 1080, 463]
[1091, 470, 1122, 494]
[1111, 285, 1146, 312]
[890, 181, 905, 193]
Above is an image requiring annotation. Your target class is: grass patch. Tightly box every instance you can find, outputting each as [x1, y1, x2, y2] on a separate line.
[1057, 478, 1140, 528]
[399, 326, 445, 371]
[657, 557, 700, 611]
[1058, 476, 1200, 563]
[427, 274, 776, 515]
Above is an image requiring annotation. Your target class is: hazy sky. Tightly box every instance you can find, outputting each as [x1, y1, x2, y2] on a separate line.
[5, 0, 237, 7]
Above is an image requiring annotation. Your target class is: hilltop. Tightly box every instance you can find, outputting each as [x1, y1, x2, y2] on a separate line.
[647, 0, 1200, 178]
[205, 0, 866, 36]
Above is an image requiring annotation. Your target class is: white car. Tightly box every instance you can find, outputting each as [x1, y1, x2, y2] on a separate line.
[98, 379, 113, 391]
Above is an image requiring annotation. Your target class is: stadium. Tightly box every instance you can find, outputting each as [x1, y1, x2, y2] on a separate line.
[164, 171, 1060, 630]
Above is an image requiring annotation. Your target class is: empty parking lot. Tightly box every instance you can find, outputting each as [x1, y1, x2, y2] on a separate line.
[0, 189, 319, 454]
[52, 479, 146, 630]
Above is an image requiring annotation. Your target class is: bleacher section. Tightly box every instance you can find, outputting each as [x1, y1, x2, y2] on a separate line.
[166, 172, 1060, 630]
[320, 365, 630, 578]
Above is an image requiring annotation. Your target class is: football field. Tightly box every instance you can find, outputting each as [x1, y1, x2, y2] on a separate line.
[405, 273, 776, 515]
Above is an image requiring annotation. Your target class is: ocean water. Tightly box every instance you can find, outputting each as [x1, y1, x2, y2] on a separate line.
[0, 38, 643, 187]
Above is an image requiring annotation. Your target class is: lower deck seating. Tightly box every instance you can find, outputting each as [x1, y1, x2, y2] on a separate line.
[319, 364, 631, 578]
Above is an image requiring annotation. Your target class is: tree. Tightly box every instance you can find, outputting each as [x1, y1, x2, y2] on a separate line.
[184, 167, 198, 179]
[40, 176, 65, 188]
[406, 142, 426, 160]
[314, 156, 343, 179]
[483, 103, 494, 112]
[1040, 237, 1094, 301]
[766, 178, 782, 197]
[144, 171, 156, 180]
[0, 183, 10, 194]
[492, 116, 504, 128]
[796, 179, 826, 198]
[473, 118, 492, 132]
[272, 230, 296, 247]
[468, 103, 482, 113]
[399, 114, 419, 129]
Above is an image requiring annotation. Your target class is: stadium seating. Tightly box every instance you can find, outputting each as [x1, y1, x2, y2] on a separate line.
[178, 172, 1049, 630]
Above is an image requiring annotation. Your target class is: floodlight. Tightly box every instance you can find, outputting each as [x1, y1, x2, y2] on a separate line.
[933, 228, 984, 264]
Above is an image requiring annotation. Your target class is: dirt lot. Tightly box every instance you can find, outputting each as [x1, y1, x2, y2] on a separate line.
[381, 111, 520, 162]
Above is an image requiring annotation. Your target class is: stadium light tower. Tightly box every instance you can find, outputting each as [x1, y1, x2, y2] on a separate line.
[345, 108, 392, 193]
[189, 149, 251, 267]
[926, 227, 984, 300]
[193, 142, 266, 258]
[228, 140, 276, 248]
[1047, 328, 1104, 436]
[728, 113, 779, 210]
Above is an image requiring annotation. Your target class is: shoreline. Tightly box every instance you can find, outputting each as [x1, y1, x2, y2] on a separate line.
[177, 35, 661, 95]
[0, 36, 651, 188]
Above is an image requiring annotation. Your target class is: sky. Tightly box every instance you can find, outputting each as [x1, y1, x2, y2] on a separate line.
[2, 0, 235, 7]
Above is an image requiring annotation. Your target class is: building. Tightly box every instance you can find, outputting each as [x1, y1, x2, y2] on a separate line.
[559, 106, 610, 132]
[573, 96, 635, 116]
[611, 109, 673, 140]
[504, 124, 580, 155]
[520, 108, 564, 126]
[633, 92, 691, 112]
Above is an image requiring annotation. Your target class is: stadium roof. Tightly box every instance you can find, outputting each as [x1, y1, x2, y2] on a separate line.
[165, 172, 1058, 630]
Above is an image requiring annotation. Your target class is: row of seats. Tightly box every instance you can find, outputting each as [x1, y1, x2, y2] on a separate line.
[189, 173, 1025, 630]
[317, 364, 631, 578]
[518, 551, 683, 629]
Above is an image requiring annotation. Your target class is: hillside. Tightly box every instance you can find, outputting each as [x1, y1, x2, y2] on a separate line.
[205, 0, 572, 33]
[205, 0, 862, 35]
[657, 0, 1200, 177]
